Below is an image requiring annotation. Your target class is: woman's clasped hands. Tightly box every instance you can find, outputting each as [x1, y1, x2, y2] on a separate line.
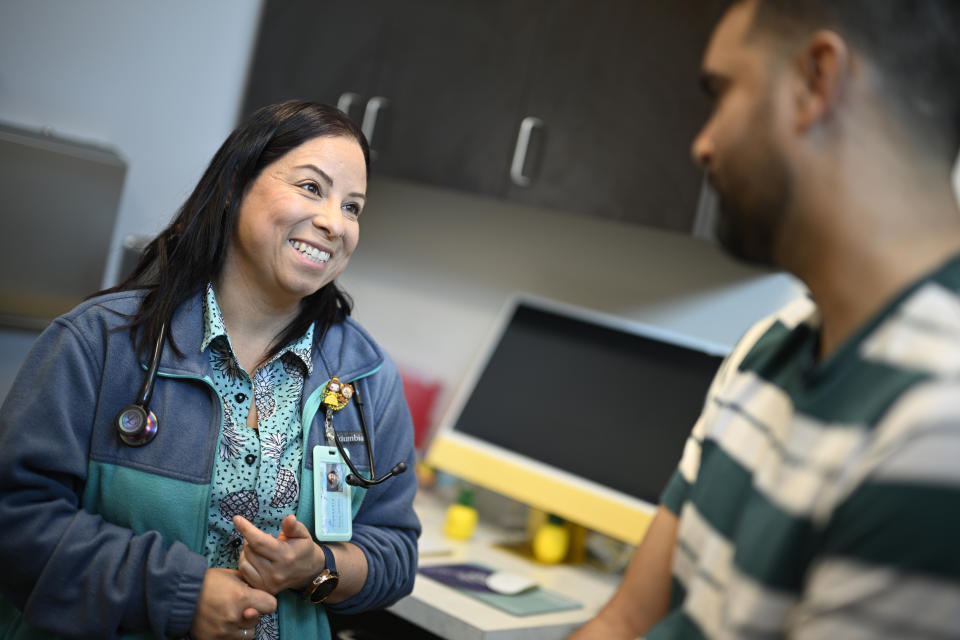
[189, 515, 320, 640]
[189, 568, 275, 640]
[234, 514, 324, 595]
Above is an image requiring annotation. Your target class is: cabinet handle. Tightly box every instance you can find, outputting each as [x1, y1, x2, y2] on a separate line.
[361, 96, 390, 152]
[336, 92, 362, 120]
[510, 116, 543, 187]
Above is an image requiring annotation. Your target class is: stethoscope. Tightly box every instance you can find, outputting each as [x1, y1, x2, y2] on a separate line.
[115, 322, 167, 447]
[328, 387, 407, 488]
[114, 322, 407, 489]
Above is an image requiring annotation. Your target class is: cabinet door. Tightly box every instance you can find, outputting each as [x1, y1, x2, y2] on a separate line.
[240, 0, 392, 124]
[367, 0, 547, 196]
[504, 0, 727, 231]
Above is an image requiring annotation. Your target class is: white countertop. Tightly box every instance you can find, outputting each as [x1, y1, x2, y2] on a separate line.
[389, 490, 621, 640]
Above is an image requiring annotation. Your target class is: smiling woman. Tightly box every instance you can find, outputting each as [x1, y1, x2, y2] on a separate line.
[0, 102, 420, 640]
[222, 134, 366, 340]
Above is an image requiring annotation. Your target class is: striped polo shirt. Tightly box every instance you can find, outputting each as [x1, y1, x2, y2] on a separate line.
[652, 256, 960, 639]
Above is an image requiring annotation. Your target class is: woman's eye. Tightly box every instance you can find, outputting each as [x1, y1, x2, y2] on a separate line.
[300, 181, 320, 195]
[343, 203, 361, 217]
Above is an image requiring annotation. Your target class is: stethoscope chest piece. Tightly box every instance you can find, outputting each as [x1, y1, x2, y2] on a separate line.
[116, 321, 167, 447]
[116, 404, 159, 446]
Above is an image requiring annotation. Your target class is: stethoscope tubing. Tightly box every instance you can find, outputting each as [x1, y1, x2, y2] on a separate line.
[330, 382, 407, 489]
[137, 321, 168, 408]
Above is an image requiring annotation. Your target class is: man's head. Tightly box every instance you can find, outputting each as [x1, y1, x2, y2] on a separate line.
[693, 0, 960, 266]
[746, 1, 960, 158]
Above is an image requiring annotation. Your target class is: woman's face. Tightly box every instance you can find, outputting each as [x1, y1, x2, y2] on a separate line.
[223, 135, 366, 310]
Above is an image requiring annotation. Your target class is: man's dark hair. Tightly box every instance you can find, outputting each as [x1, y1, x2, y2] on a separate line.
[743, 0, 960, 160]
[102, 100, 370, 361]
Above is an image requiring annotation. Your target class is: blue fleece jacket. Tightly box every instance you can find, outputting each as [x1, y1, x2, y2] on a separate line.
[0, 290, 420, 639]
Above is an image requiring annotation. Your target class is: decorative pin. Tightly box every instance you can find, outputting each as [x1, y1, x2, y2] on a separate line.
[322, 377, 355, 412]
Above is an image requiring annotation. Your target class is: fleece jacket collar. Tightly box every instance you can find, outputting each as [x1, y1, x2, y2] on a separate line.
[155, 292, 385, 393]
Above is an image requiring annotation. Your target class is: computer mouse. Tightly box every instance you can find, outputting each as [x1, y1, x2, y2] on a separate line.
[485, 571, 538, 595]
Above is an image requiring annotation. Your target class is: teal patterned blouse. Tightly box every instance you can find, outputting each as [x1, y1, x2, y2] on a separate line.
[201, 284, 314, 640]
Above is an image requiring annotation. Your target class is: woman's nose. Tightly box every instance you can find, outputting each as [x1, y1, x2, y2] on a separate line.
[312, 201, 344, 238]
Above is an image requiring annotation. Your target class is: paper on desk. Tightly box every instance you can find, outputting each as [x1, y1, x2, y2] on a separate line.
[417, 531, 453, 557]
[418, 563, 583, 616]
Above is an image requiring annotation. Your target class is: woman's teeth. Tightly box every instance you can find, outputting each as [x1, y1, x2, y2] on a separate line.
[290, 240, 331, 264]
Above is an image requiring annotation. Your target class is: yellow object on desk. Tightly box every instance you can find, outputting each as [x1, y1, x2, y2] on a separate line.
[533, 515, 570, 564]
[444, 488, 478, 540]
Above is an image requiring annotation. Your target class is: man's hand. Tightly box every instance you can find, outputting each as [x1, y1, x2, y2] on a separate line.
[234, 514, 324, 595]
[189, 568, 276, 640]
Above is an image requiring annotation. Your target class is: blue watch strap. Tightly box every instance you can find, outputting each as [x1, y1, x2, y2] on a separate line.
[302, 544, 340, 603]
[318, 543, 337, 574]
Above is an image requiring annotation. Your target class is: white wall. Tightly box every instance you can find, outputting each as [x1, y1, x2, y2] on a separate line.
[0, 0, 264, 286]
[0, 0, 264, 399]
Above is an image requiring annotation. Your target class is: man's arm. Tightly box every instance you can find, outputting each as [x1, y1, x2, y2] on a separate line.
[568, 505, 679, 639]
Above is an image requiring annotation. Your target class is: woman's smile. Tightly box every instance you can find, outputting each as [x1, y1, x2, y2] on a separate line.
[289, 239, 332, 265]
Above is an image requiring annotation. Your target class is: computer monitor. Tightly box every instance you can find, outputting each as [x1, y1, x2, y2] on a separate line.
[426, 294, 729, 545]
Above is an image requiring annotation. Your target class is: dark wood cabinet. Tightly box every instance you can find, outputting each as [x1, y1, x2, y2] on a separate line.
[367, 1, 548, 196]
[504, 0, 725, 231]
[241, 0, 390, 121]
[241, 0, 726, 232]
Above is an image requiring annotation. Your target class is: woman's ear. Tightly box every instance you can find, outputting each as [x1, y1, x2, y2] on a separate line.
[792, 30, 851, 132]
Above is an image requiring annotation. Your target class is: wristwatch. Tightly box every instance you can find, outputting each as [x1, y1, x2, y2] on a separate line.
[302, 544, 340, 604]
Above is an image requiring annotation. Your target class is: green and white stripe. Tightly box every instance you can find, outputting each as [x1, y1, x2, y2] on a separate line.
[792, 559, 960, 639]
[652, 258, 960, 639]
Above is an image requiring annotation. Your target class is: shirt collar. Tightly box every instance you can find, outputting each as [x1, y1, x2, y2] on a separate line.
[200, 283, 315, 375]
[200, 283, 228, 352]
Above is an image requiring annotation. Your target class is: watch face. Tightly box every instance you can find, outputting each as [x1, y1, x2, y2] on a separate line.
[309, 572, 340, 604]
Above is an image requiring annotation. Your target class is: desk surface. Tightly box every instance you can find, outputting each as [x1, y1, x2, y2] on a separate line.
[389, 491, 621, 640]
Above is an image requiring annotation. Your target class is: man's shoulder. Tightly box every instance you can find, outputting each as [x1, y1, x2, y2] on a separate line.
[861, 280, 960, 378]
[725, 295, 818, 376]
[739, 295, 818, 354]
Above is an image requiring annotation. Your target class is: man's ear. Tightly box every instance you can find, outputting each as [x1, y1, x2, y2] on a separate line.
[792, 30, 850, 132]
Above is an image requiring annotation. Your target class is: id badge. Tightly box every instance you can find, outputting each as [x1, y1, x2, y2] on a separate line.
[313, 445, 352, 541]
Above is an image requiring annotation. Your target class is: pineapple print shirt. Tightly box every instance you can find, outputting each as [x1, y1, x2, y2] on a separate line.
[201, 285, 314, 639]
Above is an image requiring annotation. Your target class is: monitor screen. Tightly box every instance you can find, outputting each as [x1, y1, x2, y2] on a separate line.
[427, 295, 728, 544]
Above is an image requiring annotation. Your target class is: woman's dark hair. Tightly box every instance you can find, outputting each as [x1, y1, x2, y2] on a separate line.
[102, 100, 370, 360]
